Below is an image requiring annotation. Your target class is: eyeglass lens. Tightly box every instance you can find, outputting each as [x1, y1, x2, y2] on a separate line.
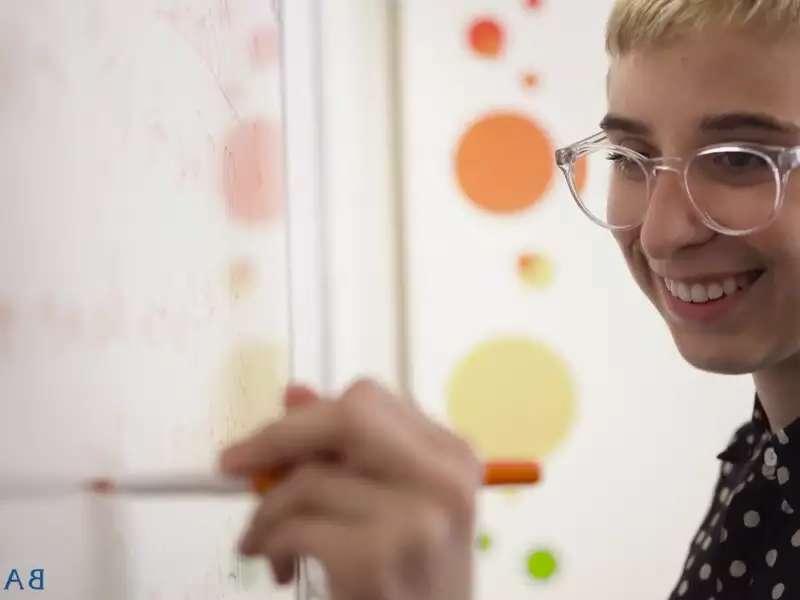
[571, 146, 780, 232]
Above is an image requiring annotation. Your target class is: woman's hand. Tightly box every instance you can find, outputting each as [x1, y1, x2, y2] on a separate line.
[219, 378, 481, 600]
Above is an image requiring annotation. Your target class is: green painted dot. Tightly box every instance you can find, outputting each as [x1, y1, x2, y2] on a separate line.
[476, 532, 492, 552]
[526, 549, 558, 581]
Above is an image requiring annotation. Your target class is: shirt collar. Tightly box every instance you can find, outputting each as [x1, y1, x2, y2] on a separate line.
[717, 395, 770, 463]
[718, 394, 800, 511]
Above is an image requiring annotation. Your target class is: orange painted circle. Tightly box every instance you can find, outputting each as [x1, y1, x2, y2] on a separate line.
[468, 18, 504, 58]
[455, 113, 555, 214]
[574, 155, 589, 193]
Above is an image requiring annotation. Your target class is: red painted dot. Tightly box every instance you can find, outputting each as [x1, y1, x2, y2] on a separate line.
[468, 18, 505, 58]
[221, 119, 284, 225]
[524, 0, 544, 8]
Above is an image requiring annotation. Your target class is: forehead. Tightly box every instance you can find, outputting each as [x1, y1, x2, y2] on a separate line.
[607, 28, 800, 141]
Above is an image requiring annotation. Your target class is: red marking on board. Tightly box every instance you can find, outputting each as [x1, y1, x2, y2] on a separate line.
[251, 26, 279, 69]
[221, 119, 284, 225]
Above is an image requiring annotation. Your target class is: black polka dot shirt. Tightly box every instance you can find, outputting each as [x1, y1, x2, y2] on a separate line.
[670, 397, 798, 599]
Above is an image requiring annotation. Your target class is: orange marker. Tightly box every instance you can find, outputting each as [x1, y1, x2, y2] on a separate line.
[88, 461, 540, 496]
[483, 460, 541, 486]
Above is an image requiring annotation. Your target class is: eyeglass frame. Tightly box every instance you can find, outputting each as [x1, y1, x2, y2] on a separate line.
[555, 131, 800, 237]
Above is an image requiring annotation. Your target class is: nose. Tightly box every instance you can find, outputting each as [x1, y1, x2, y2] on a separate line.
[639, 165, 714, 260]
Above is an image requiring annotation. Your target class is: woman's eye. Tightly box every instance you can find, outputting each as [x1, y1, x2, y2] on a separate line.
[715, 152, 765, 170]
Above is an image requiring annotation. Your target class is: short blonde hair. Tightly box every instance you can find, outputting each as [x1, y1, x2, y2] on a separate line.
[606, 0, 800, 56]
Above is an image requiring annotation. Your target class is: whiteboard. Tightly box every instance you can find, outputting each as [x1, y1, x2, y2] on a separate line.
[0, 1, 295, 598]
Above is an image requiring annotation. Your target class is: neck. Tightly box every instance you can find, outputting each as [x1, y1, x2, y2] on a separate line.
[753, 353, 800, 432]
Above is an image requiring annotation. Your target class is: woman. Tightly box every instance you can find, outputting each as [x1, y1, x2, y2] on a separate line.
[221, 1, 800, 598]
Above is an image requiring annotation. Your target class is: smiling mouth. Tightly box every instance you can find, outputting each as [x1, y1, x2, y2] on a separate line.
[661, 270, 765, 305]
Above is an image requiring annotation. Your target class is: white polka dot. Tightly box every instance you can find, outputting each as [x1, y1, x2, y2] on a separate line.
[773, 583, 785, 599]
[778, 466, 790, 485]
[748, 473, 755, 483]
[735, 482, 745, 496]
[765, 447, 778, 467]
[702, 535, 712, 551]
[699, 563, 712, 580]
[722, 462, 733, 476]
[717, 578, 723, 592]
[791, 529, 800, 547]
[744, 510, 761, 528]
[695, 530, 706, 546]
[782, 499, 794, 515]
[710, 512, 720, 527]
[720, 528, 728, 543]
[766, 549, 778, 567]
[764, 463, 777, 479]
[718, 487, 730, 503]
[730, 560, 747, 578]
[778, 429, 790, 445]
[677, 579, 688, 596]
[685, 554, 695, 571]
[755, 408, 763, 420]
[746, 434, 755, 444]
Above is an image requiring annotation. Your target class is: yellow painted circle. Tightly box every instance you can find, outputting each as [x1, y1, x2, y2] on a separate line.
[214, 342, 286, 447]
[447, 337, 575, 460]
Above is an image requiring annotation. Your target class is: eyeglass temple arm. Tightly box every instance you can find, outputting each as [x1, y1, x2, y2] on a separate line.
[555, 131, 607, 167]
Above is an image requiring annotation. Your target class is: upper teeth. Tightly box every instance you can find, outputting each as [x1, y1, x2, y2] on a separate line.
[664, 275, 750, 304]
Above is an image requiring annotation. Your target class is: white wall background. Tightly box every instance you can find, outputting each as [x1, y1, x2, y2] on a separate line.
[397, 1, 754, 598]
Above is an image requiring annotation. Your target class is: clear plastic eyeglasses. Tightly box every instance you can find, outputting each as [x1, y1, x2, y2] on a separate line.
[555, 132, 800, 236]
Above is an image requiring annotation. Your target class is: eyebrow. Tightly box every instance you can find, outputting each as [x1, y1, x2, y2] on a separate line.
[599, 112, 800, 136]
[599, 114, 650, 135]
[698, 112, 800, 134]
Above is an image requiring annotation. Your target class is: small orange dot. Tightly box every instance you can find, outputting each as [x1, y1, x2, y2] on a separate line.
[455, 112, 555, 214]
[468, 18, 504, 58]
[229, 259, 258, 299]
[522, 72, 539, 90]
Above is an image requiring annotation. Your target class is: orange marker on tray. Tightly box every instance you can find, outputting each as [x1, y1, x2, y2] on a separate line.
[87, 461, 541, 496]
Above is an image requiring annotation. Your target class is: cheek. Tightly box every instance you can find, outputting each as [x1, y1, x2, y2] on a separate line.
[614, 230, 654, 289]
[613, 230, 641, 267]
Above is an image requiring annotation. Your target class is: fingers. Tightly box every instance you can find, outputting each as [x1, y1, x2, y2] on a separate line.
[220, 379, 401, 474]
[239, 464, 392, 554]
[221, 379, 480, 521]
[284, 384, 320, 411]
[251, 495, 461, 600]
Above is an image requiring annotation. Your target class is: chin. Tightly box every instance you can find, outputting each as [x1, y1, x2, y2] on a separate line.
[671, 334, 761, 375]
